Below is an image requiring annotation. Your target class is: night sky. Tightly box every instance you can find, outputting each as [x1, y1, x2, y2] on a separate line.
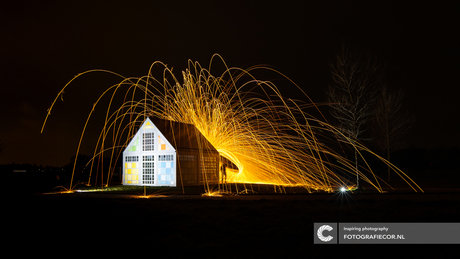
[1, 0, 459, 167]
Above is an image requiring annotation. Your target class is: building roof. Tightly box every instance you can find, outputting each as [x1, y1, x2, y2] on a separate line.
[150, 117, 218, 153]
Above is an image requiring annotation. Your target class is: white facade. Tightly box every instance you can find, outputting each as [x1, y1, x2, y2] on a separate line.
[122, 118, 176, 186]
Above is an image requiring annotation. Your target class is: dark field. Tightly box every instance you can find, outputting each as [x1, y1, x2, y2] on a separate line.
[10, 189, 460, 257]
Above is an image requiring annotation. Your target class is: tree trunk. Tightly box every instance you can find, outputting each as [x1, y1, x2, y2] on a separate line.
[386, 120, 390, 183]
[355, 149, 359, 190]
[387, 147, 391, 183]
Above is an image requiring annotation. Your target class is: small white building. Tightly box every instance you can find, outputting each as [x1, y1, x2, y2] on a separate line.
[122, 118, 219, 187]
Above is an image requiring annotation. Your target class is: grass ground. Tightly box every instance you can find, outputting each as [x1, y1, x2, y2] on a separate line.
[9, 188, 460, 257]
[6, 167, 459, 257]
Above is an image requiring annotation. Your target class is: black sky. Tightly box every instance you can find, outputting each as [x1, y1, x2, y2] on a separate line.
[1, 0, 459, 166]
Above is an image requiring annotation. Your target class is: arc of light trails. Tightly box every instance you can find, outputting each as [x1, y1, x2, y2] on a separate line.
[41, 54, 423, 193]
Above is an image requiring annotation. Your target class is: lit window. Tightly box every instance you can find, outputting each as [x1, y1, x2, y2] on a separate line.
[144, 121, 154, 129]
[142, 155, 155, 185]
[159, 155, 174, 161]
[158, 135, 170, 151]
[143, 132, 155, 151]
[126, 156, 139, 162]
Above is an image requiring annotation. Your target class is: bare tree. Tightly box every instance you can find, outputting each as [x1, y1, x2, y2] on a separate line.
[0, 139, 4, 156]
[326, 46, 380, 189]
[372, 85, 414, 182]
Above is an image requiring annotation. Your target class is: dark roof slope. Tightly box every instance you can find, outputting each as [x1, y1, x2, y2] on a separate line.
[150, 117, 218, 153]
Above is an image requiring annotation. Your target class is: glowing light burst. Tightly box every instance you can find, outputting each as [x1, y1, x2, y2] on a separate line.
[131, 194, 170, 199]
[44, 186, 76, 195]
[42, 54, 423, 193]
[201, 191, 224, 197]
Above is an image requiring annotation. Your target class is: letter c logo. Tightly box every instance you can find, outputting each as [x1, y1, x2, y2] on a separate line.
[317, 225, 334, 242]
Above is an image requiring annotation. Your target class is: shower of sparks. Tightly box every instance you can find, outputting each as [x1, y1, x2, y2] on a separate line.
[41, 54, 423, 194]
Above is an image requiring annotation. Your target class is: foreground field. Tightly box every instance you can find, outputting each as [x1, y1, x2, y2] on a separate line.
[10, 191, 460, 257]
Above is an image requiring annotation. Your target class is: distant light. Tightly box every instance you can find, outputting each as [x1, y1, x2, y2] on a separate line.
[340, 187, 347, 192]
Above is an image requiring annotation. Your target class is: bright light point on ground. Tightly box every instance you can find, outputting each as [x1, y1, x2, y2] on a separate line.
[340, 187, 347, 192]
[132, 195, 163, 199]
[201, 191, 224, 197]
